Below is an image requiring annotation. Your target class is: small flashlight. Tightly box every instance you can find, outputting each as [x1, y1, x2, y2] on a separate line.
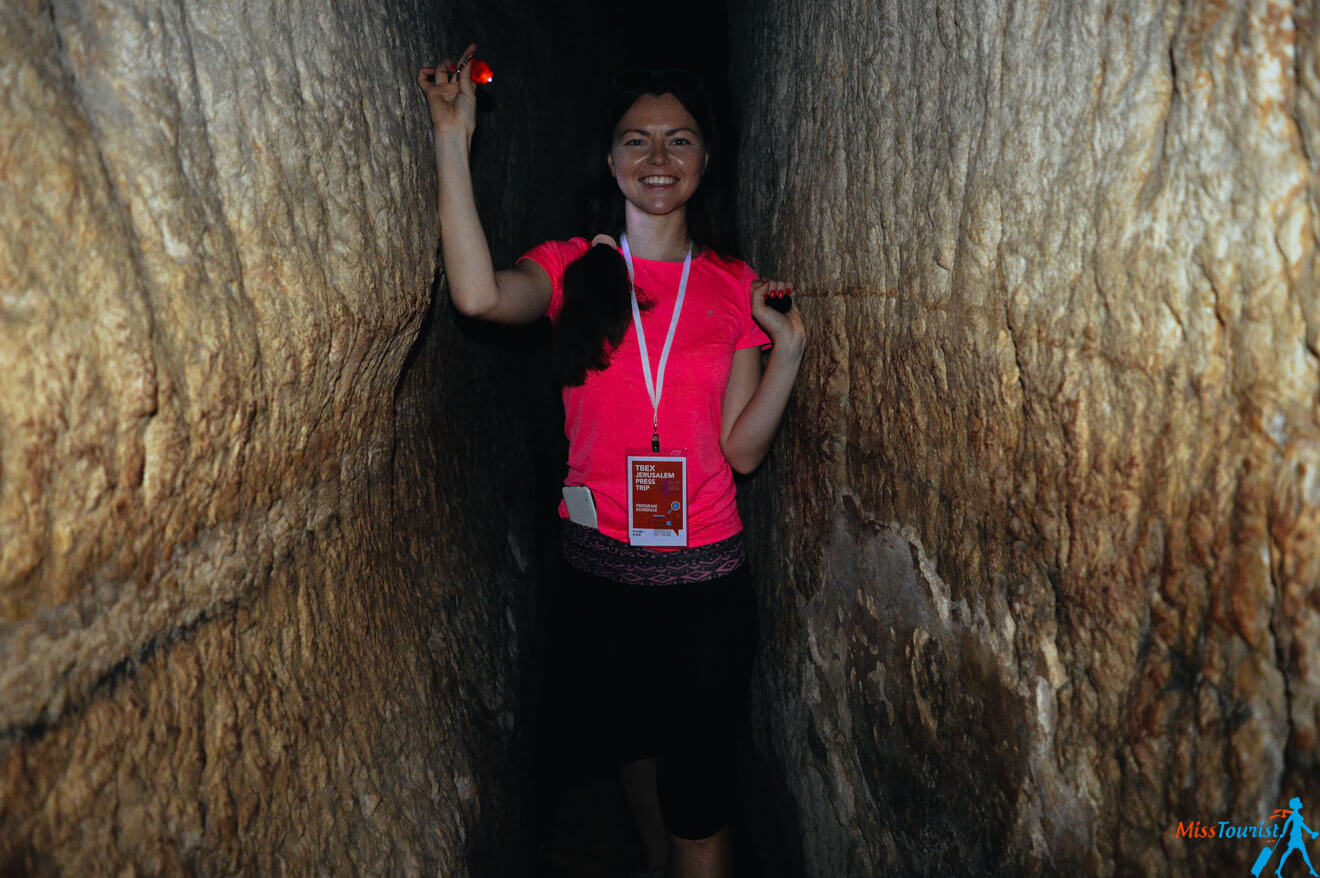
[469, 59, 493, 84]
[449, 55, 493, 84]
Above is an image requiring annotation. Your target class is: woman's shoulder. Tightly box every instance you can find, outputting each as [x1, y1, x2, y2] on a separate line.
[694, 247, 755, 285]
[523, 237, 592, 261]
[559, 236, 594, 255]
[696, 246, 745, 268]
[517, 237, 594, 279]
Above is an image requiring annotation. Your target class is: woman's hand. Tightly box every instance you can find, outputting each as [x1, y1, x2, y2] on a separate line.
[750, 279, 806, 356]
[417, 42, 478, 146]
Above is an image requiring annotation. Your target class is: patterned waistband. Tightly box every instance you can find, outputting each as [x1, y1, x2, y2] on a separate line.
[560, 519, 748, 586]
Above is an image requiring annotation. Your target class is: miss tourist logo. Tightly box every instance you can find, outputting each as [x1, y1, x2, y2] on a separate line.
[1178, 797, 1319, 876]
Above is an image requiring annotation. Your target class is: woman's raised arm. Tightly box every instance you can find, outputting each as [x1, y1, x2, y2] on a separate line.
[418, 44, 551, 325]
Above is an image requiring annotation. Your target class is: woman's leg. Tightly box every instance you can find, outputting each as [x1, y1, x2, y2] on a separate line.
[588, 573, 670, 872]
[620, 756, 670, 871]
[654, 569, 758, 878]
[669, 827, 732, 878]
[558, 562, 667, 871]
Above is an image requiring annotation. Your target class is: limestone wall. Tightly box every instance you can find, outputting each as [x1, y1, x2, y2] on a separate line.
[0, 1, 558, 873]
[732, 1, 1320, 875]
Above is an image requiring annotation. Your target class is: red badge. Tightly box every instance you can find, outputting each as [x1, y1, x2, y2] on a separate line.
[627, 454, 687, 547]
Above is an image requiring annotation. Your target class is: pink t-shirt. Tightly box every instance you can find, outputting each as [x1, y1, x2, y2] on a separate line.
[519, 237, 771, 547]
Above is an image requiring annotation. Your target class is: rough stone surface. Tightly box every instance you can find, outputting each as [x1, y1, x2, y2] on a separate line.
[0, 1, 564, 873]
[732, 1, 1320, 875]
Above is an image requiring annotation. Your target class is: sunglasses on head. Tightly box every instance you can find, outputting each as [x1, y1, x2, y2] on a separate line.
[611, 67, 705, 98]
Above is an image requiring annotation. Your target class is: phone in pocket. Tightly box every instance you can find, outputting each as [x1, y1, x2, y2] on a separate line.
[562, 485, 597, 529]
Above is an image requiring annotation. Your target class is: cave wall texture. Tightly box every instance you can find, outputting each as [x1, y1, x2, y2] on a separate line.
[732, 1, 1320, 875]
[0, 0, 567, 873]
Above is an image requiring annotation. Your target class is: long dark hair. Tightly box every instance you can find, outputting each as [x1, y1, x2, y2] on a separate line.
[553, 73, 732, 387]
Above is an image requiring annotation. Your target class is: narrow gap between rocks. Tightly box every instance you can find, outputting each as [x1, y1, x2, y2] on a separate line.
[451, 3, 776, 874]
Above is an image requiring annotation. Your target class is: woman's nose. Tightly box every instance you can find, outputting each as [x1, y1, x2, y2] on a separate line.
[648, 144, 667, 164]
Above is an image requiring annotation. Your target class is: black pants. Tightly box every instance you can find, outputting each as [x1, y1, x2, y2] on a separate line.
[557, 560, 758, 840]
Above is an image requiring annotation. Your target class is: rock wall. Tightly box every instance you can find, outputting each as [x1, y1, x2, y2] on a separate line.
[0, 1, 562, 873]
[732, 1, 1320, 875]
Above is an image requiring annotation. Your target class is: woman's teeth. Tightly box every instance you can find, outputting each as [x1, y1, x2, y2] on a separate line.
[641, 176, 677, 185]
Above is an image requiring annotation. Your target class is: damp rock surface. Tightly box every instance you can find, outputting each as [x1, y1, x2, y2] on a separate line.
[0, 1, 561, 873]
[732, 2, 1320, 875]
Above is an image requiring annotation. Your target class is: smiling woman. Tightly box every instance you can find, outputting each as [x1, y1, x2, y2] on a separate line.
[418, 48, 805, 878]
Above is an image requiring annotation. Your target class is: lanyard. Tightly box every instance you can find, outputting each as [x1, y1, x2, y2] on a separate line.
[620, 234, 692, 452]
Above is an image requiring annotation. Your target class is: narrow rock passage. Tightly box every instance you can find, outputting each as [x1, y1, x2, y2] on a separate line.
[4, 1, 1320, 876]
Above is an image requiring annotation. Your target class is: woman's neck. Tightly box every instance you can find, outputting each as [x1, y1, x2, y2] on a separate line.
[623, 205, 693, 262]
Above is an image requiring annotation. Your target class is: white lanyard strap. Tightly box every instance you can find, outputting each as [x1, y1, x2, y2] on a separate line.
[621, 234, 692, 450]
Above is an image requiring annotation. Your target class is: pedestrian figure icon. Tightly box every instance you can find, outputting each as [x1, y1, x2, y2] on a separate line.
[1253, 797, 1320, 877]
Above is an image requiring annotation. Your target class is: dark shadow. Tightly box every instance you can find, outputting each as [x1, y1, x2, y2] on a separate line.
[737, 740, 807, 878]
[0, 841, 53, 878]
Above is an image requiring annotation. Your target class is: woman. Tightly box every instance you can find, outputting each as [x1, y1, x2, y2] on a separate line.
[418, 45, 805, 878]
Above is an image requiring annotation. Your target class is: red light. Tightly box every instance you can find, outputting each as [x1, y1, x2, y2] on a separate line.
[469, 59, 493, 84]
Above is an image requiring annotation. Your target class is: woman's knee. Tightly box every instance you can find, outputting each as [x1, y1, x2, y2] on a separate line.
[656, 749, 738, 840]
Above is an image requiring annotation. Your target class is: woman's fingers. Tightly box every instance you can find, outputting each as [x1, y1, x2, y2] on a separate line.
[753, 279, 791, 295]
[753, 279, 794, 313]
[452, 42, 477, 92]
[451, 44, 477, 77]
[418, 40, 476, 94]
[419, 61, 455, 94]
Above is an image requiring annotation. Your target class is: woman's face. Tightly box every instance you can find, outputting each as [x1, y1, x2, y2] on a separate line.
[607, 92, 708, 219]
